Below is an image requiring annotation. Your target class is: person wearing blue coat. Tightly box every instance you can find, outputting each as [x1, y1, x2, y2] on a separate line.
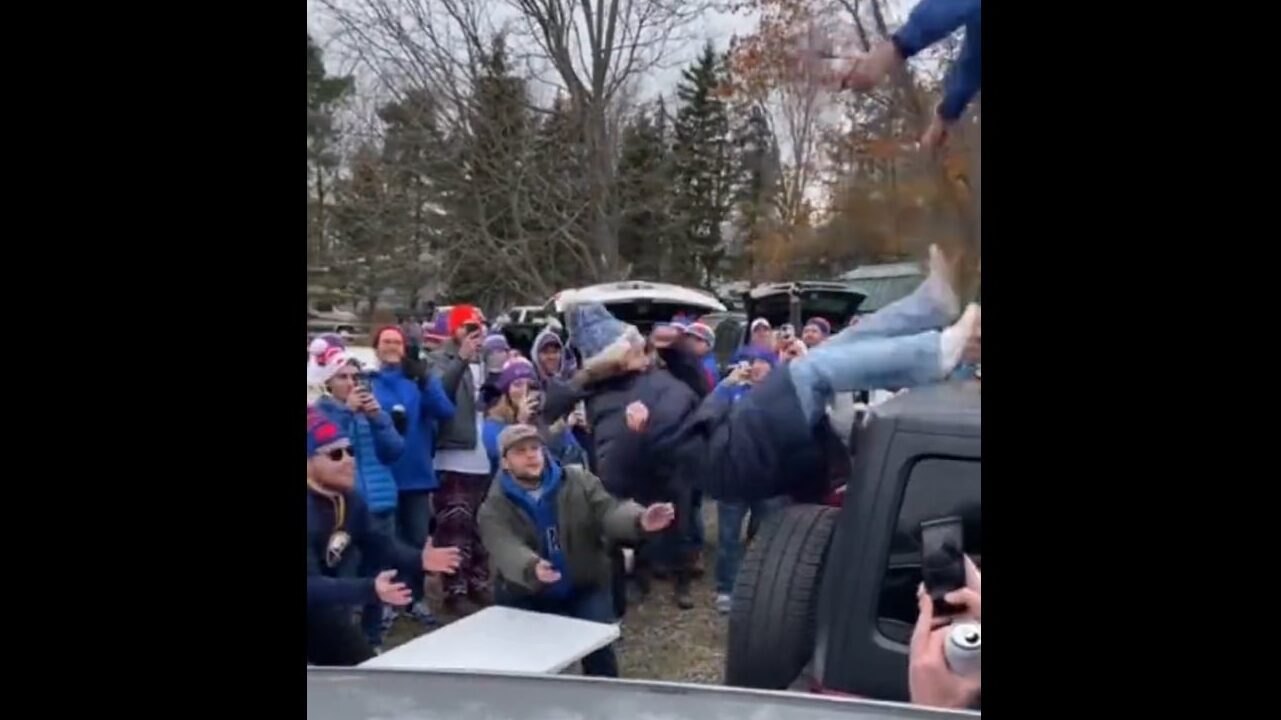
[367, 325, 455, 624]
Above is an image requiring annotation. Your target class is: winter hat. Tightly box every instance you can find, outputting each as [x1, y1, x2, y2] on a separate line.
[683, 322, 715, 346]
[307, 336, 349, 387]
[805, 317, 832, 337]
[483, 333, 510, 353]
[448, 305, 486, 337]
[565, 302, 644, 374]
[750, 317, 772, 333]
[424, 315, 450, 344]
[307, 406, 348, 458]
[495, 357, 540, 395]
[498, 423, 543, 457]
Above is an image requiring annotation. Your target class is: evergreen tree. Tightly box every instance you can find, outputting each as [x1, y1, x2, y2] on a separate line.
[616, 102, 674, 280]
[729, 102, 781, 282]
[670, 42, 734, 287]
[307, 34, 353, 268]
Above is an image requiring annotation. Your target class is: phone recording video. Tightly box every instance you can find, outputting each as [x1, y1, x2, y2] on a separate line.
[920, 516, 967, 616]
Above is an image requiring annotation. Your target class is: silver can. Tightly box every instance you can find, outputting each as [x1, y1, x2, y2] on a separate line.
[943, 622, 981, 676]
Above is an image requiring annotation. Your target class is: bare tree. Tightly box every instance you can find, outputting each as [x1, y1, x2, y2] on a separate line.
[503, 0, 710, 276]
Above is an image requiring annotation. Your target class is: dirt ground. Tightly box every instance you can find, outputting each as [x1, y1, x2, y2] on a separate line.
[383, 502, 728, 683]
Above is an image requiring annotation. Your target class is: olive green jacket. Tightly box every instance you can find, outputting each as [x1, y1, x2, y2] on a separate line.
[478, 464, 646, 595]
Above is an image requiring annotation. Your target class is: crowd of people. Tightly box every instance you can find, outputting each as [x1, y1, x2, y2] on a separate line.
[305, 241, 980, 709]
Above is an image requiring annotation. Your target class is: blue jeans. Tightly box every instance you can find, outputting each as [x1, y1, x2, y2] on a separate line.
[396, 490, 432, 602]
[715, 496, 790, 594]
[359, 510, 398, 644]
[788, 277, 955, 425]
[494, 585, 620, 677]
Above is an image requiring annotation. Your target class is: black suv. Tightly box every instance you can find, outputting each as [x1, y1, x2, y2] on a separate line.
[725, 381, 981, 701]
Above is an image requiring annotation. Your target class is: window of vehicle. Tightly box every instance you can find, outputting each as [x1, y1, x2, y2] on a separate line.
[877, 456, 981, 640]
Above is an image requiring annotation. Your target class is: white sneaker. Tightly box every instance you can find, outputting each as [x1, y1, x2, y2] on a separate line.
[715, 593, 732, 615]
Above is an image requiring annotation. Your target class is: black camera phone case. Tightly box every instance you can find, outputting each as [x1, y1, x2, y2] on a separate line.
[920, 516, 966, 616]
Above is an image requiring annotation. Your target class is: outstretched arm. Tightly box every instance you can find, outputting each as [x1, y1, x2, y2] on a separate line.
[892, 0, 981, 60]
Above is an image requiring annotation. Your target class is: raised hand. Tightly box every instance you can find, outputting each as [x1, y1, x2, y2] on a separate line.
[422, 538, 462, 575]
[640, 502, 676, 532]
[534, 559, 562, 584]
[374, 569, 412, 606]
[625, 401, 649, 432]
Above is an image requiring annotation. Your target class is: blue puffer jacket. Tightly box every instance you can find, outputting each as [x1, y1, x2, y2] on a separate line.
[892, 0, 981, 121]
[370, 365, 456, 492]
[315, 396, 404, 513]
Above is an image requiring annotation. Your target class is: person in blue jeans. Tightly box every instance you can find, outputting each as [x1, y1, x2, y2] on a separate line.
[839, 0, 981, 149]
[708, 346, 793, 613]
[617, 244, 980, 506]
[312, 351, 406, 649]
[368, 325, 456, 624]
[477, 424, 676, 677]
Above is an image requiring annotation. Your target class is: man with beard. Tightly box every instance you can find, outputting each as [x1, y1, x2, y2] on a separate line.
[306, 408, 461, 665]
[477, 424, 675, 677]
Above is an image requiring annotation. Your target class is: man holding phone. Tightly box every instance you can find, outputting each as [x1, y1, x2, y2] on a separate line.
[430, 304, 495, 613]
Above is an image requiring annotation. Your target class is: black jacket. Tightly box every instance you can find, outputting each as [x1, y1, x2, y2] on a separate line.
[431, 339, 480, 450]
[543, 346, 707, 503]
[682, 363, 841, 504]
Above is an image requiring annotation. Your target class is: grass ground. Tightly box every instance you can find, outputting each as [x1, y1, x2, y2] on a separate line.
[383, 502, 728, 683]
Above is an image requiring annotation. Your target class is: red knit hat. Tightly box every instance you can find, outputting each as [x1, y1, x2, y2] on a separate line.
[447, 305, 486, 336]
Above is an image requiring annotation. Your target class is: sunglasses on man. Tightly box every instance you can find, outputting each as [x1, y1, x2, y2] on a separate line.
[321, 446, 355, 462]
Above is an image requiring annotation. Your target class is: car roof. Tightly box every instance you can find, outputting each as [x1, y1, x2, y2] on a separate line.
[307, 668, 973, 720]
[871, 381, 981, 436]
[747, 281, 863, 298]
[554, 281, 727, 313]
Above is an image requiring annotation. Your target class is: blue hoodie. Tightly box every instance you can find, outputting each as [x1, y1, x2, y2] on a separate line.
[370, 365, 456, 492]
[315, 395, 404, 513]
[498, 457, 572, 599]
[892, 0, 981, 121]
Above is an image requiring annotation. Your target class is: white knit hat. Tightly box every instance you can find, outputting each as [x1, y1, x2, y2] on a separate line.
[307, 336, 349, 387]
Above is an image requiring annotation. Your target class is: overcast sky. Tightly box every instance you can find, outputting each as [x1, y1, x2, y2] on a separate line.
[307, 1, 915, 104]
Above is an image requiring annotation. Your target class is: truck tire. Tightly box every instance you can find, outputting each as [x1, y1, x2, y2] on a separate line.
[725, 503, 838, 690]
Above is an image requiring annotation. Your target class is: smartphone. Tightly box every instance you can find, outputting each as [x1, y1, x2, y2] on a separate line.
[356, 373, 373, 394]
[920, 516, 967, 616]
[527, 390, 544, 413]
[463, 322, 482, 336]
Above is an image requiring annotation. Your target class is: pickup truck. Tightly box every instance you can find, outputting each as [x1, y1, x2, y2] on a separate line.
[725, 381, 981, 702]
[307, 668, 978, 719]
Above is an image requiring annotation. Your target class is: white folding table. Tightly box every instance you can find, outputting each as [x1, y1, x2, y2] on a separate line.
[358, 606, 621, 674]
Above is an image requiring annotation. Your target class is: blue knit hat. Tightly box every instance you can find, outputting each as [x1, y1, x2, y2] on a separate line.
[736, 344, 778, 368]
[307, 406, 348, 458]
[565, 302, 644, 373]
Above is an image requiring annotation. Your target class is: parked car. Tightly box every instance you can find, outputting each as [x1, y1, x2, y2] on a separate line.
[549, 281, 727, 335]
[307, 667, 977, 719]
[725, 381, 981, 702]
[839, 262, 924, 315]
[495, 305, 563, 357]
[706, 282, 867, 374]
[308, 302, 363, 338]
